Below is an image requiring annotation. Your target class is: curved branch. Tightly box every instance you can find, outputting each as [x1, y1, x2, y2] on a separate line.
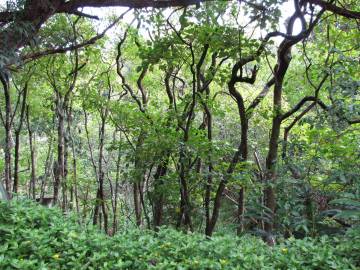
[20, 9, 130, 64]
[281, 96, 328, 121]
[246, 77, 276, 114]
[306, 0, 360, 20]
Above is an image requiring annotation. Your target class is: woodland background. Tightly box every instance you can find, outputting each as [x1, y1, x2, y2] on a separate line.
[0, 2, 359, 266]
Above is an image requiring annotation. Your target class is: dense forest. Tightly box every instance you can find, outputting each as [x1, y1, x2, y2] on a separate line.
[0, 0, 359, 269]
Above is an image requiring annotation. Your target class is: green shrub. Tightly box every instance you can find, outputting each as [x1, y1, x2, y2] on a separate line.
[0, 200, 358, 269]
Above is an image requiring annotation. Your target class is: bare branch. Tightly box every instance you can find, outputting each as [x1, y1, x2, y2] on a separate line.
[59, 0, 207, 11]
[246, 77, 276, 114]
[305, 0, 360, 20]
[281, 96, 328, 121]
[67, 10, 100, 20]
[20, 9, 130, 64]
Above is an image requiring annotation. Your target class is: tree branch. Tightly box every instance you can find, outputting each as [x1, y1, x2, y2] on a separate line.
[246, 77, 276, 114]
[59, 0, 206, 12]
[281, 96, 328, 121]
[67, 10, 100, 20]
[20, 9, 130, 64]
[306, 0, 360, 20]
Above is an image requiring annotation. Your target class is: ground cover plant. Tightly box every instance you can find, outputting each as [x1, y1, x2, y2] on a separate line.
[0, 200, 359, 269]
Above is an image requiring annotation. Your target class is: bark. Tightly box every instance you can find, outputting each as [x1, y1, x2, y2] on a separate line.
[72, 147, 79, 214]
[282, 103, 316, 160]
[177, 124, 194, 230]
[1, 72, 13, 195]
[53, 91, 65, 204]
[84, 110, 99, 224]
[204, 110, 213, 235]
[93, 189, 101, 226]
[133, 132, 146, 227]
[176, 42, 208, 231]
[62, 116, 69, 210]
[305, 0, 360, 19]
[26, 105, 36, 199]
[199, 77, 215, 236]
[13, 84, 28, 193]
[133, 182, 142, 226]
[153, 160, 169, 228]
[98, 114, 109, 233]
[139, 181, 151, 229]
[112, 141, 122, 233]
[152, 70, 174, 228]
[67, 106, 80, 214]
[230, 84, 248, 235]
[93, 73, 113, 233]
[263, 3, 324, 234]
[264, 39, 293, 234]
[205, 59, 256, 236]
[40, 131, 54, 201]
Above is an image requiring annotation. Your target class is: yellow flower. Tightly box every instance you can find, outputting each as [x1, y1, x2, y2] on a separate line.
[281, 248, 288, 253]
[52, 253, 61, 260]
[220, 259, 228, 265]
[160, 242, 171, 249]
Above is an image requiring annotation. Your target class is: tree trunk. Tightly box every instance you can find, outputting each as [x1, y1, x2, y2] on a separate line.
[98, 113, 108, 233]
[13, 84, 28, 193]
[1, 72, 13, 196]
[112, 142, 122, 233]
[205, 77, 250, 236]
[40, 132, 54, 200]
[26, 105, 36, 199]
[153, 160, 169, 228]
[133, 131, 147, 227]
[264, 41, 292, 234]
[133, 182, 142, 227]
[54, 94, 65, 204]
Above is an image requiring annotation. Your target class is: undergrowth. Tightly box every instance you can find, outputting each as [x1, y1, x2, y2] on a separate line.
[0, 200, 359, 269]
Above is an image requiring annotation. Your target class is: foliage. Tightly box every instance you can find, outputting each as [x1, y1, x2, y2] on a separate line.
[0, 200, 359, 270]
[1, 1, 360, 268]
